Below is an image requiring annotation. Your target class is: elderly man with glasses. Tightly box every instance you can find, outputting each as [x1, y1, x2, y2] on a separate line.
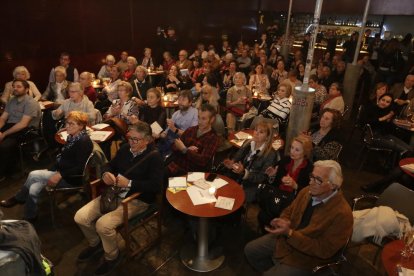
[74, 121, 163, 275]
[245, 160, 353, 276]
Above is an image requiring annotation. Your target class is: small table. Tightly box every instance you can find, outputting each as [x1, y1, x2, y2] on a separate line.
[166, 174, 245, 272]
[399, 157, 414, 178]
[55, 126, 115, 144]
[381, 240, 414, 276]
[228, 129, 284, 151]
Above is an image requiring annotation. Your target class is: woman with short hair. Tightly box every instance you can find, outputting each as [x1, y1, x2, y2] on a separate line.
[42, 66, 70, 104]
[1, 66, 41, 103]
[97, 55, 116, 79]
[0, 111, 93, 221]
[122, 56, 137, 82]
[104, 81, 138, 125]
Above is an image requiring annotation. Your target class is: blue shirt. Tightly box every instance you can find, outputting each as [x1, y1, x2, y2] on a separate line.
[170, 106, 198, 132]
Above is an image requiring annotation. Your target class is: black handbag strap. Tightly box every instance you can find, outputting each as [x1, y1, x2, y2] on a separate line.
[123, 149, 158, 178]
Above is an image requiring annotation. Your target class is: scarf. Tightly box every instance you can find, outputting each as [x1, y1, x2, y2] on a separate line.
[56, 129, 88, 163]
[278, 158, 308, 192]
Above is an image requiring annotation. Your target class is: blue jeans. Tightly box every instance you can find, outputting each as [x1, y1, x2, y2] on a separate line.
[15, 170, 70, 219]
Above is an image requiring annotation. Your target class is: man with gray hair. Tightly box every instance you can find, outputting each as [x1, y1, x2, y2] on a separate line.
[245, 160, 353, 275]
[52, 82, 96, 124]
[75, 121, 163, 275]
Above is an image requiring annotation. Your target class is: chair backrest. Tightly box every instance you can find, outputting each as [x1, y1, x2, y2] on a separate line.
[362, 123, 374, 145]
[376, 183, 414, 224]
[355, 105, 364, 127]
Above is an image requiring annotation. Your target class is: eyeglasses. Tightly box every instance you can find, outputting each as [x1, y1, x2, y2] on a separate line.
[128, 136, 145, 144]
[309, 173, 324, 185]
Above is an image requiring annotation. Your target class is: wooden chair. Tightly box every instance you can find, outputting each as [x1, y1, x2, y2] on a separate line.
[90, 179, 162, 258]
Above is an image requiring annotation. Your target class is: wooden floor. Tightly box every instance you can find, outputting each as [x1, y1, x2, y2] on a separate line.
[0, 118, 398, 276]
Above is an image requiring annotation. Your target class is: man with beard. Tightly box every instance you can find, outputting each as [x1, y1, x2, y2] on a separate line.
[158, 90, 198, 158]
[0, 80, 41, 181]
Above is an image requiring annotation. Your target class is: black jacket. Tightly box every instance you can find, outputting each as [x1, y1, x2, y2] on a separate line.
[103, 144, 163, 204]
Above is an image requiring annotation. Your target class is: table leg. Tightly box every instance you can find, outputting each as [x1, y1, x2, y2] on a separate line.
[180, 217, 225, 272]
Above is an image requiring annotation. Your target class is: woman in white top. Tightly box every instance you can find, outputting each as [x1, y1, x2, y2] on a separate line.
[1, 66, 41, 103]
[42, 66, 70, 104]
[248, 64, 270, 96]
[102, 65, 122, 101]
[104, 81, 138, 125]
[97, 54, 116, 79]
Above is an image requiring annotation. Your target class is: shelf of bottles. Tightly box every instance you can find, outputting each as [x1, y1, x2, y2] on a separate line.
[290, 14, 383, 37]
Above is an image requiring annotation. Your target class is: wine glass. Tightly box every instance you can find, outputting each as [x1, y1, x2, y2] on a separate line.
[401, 227, 414, 259]
[406, 105, 413, 122]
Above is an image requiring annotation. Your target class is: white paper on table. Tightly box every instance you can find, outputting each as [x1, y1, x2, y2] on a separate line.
[168, 177, 187, 188]
[187, 172, 205, 182]
[398, 266, 414, 276]
[150, 121, 164, 135]
[92, 123, 110, 130]
[235, 131, 252, 140]
[59, 131, 69, 141]
[215, 196, 235, 210]
[402, 164, 414, 173]
[206, 178, 228, 189]
[187, 185, 217, 205]
[89, 131, 112, 141]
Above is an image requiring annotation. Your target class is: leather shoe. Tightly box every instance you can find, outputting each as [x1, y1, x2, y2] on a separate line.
[94, 253, 122, 275]
[77, 243, 104, 262]
[0, 197, 24, 208]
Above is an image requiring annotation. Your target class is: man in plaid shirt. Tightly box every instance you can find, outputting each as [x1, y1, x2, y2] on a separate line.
[167, 104, 219, 176]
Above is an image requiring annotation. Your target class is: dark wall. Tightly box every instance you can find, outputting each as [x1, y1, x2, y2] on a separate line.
[1, 0, 413, 90]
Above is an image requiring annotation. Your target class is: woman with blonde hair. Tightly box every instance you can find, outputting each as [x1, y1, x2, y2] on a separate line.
[222, 121, 277, 202]
[1, 66, 41, 103]
[195, 84, 220, 112]
[260, 134, 313, 226]
[226, 72, 252, 132]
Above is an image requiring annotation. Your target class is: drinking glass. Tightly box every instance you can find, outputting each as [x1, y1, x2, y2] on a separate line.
[401, 228, 414, 259]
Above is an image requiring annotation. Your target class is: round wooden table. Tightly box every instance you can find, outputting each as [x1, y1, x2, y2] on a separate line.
[166, 174, 245, 272]
[399, 158, 414, 178]
[382, 240, 414, 276]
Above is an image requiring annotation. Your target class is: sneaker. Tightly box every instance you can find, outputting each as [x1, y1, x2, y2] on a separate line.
[77, 243, 104, 262]
[94, 253, 122, 275]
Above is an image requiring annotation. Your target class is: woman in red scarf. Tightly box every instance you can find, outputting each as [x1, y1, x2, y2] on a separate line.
[122, 56, 137, 82]
[258, 134, 314, 227]
[266, 134, 313, 193]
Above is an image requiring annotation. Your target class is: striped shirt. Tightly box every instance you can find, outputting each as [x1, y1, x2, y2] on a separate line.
[261, 97, 291, 122]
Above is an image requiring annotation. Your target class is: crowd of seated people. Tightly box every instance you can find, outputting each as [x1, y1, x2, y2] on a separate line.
[1, 24, 414, 275]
